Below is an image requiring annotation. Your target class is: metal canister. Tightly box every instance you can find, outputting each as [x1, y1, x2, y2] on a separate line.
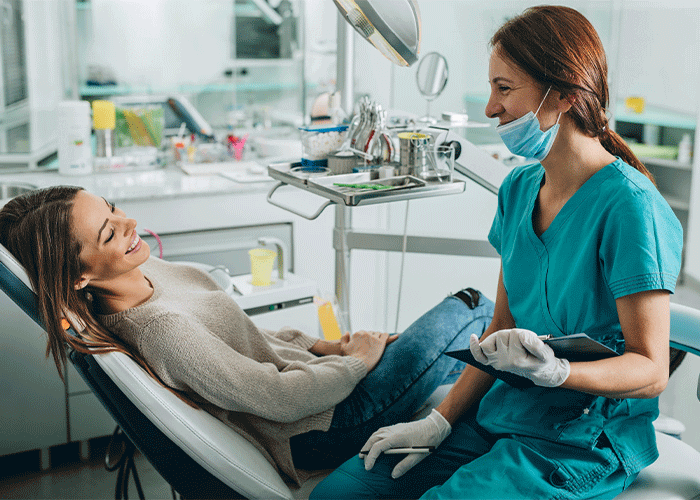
[398, 132, 432, 176]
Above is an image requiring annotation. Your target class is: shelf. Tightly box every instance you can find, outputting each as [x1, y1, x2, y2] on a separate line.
[465, 93, 697, 130]
[80, 81, 302, 97]
[227, 54, 304, 69]
[615, 103, 696, 130]
[639, 157, 693, 171]
[664, 195, 690, 212]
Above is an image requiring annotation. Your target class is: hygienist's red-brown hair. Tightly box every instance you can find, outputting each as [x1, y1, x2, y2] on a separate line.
[491, 5, 654, 183]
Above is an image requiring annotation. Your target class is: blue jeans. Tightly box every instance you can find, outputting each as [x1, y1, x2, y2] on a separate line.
[290, 291, 494, 470]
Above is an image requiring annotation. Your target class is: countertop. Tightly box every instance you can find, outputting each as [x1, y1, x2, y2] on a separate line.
[0, 162, 278, 203]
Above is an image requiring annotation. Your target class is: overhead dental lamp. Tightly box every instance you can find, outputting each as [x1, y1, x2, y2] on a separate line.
[333, 0, 422, 66]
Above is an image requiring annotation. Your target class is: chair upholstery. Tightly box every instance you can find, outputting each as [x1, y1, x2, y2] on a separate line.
[616, 302, 700, 499]
[82, 349, 294, 500]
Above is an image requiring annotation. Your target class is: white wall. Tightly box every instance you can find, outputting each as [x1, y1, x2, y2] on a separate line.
[78, 0, 233, 89]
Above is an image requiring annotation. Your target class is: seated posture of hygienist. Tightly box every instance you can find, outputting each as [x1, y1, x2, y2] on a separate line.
[310, 6, 683, 500]
[0, 186, 493, 487]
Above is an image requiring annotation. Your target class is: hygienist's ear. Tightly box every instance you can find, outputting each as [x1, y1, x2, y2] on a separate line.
[75, 276, 90, 290]
[556, 92, 574, 113]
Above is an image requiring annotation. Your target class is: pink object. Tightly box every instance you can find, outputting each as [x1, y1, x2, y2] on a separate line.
[143, 228, 163, 259]
[230, 133, 249, 160]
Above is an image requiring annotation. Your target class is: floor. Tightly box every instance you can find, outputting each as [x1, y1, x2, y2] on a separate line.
[1, 285, 699, 500]
[0, 437, 175, 500]
[0, 434, 325, 500]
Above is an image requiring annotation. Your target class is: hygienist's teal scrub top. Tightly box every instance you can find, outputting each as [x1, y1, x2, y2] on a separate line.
[479, 158, 683, 475]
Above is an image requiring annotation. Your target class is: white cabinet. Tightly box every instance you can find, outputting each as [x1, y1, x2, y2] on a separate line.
[0, 0, 73, 170]
[0, 291, 66, 461]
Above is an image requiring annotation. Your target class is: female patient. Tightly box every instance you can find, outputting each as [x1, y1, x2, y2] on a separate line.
[0, 185, 493, 486]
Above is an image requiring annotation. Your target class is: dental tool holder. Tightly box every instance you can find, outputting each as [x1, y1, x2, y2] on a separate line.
[265, 124, 510, 333]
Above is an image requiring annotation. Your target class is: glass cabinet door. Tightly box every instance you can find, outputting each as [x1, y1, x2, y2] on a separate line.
[75, 0, 307, 131]
[0, 0, 28, 110]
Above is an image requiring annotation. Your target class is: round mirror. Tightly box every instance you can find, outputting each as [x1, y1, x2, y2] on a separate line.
[416, 52, 448, 123]
[416, 52, 448, 100]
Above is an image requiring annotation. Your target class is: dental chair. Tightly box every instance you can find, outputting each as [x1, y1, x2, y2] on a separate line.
[0, 243, 296, 500]
[2, 237, 700, 500]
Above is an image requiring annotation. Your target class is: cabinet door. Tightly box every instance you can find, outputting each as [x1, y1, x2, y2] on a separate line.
[0, 0, 28, 109]
[139, 223, 294, 276]
[0, 292, 66, 456]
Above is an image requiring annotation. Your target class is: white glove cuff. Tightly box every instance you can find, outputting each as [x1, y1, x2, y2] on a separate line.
[427, 409, 452, 440]
[542, 358, 571, 387]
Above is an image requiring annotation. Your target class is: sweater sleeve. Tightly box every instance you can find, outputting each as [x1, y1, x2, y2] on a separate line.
[138, 313, 367, 423]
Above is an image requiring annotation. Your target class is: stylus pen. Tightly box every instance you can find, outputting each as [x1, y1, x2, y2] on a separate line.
[359, 446, 435, 457]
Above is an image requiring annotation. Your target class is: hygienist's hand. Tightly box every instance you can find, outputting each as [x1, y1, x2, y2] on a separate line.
[470, 329, 570, 387]
[361, 409, 451, 479]
[340, 331, 397, 372]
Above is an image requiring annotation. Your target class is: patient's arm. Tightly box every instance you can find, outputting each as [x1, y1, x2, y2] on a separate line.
[139, 313, 368, 423]
[309, 338, 343, 356]
[310, 332, 397, 356]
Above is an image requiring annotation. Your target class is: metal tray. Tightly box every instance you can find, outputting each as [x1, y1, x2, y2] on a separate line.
[268, 161, 465, 207]
[309, 175, 428, 205]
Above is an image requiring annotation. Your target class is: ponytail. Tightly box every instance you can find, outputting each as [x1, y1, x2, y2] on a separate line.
[599, 126, 656, 186]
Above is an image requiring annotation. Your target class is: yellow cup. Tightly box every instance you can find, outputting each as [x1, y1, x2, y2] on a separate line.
[625, 96, 645, 114]
[249, 248, 277, 286]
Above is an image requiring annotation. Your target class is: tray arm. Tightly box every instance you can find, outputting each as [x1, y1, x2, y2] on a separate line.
[266, 181, 335, 220]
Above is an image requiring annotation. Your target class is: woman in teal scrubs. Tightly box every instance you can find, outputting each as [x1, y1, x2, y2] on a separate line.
[311, 5, 683, 499]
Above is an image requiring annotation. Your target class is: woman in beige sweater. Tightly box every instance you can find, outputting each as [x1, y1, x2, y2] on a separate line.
[0, 186, 493, 486]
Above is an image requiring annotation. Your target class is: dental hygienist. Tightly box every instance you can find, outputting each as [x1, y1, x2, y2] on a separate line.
[311, 5, 683, 499]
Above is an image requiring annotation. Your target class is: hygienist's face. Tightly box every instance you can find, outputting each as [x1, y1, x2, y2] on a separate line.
[71, 190, 150, 287]
[485, 48, 557, 129]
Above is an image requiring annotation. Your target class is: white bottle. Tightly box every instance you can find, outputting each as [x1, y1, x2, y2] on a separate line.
[57, 101, 93, 175]
[678, 134, 692, 165]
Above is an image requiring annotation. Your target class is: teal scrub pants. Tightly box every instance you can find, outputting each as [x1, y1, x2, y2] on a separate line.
[310, 410, 639, 500]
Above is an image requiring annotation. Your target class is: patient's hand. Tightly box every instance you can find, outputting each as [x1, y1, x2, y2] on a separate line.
[309, 338, 343, 356]
[340, 331, 397, 372]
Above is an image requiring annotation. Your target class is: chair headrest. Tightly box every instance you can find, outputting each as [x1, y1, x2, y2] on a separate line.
[0, 242, 34, 292]
[669, 302, 700, 357]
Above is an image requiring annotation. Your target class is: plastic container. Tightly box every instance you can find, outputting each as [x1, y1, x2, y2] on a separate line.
[300, 125, 348, 167]
[249, 248, 277, 286]
[327, 150, 358, 175]
[57, 101, 93, 176]
[678, 134, 692, 165]
[92, 100, 116, 157]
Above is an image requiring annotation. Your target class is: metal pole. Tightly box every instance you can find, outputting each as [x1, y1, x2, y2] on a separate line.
[334, 13, 354, 332]
[336, 10, 354, 116]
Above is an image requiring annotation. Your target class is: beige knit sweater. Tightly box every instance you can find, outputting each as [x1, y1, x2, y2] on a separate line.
[98, 257, 367, 486]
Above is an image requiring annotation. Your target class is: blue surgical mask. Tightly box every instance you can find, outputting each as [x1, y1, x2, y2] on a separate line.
[496, 87, 561, 161]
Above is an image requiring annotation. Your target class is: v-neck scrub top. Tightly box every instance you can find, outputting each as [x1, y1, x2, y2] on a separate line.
[478, 158, 683, 475]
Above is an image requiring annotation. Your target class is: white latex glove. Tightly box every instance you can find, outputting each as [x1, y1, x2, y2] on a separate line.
[470, 329, 570, 387]
[360, 409, 451, 479]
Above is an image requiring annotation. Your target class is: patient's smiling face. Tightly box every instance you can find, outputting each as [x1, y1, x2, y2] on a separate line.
[71, 190, 150, 288]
